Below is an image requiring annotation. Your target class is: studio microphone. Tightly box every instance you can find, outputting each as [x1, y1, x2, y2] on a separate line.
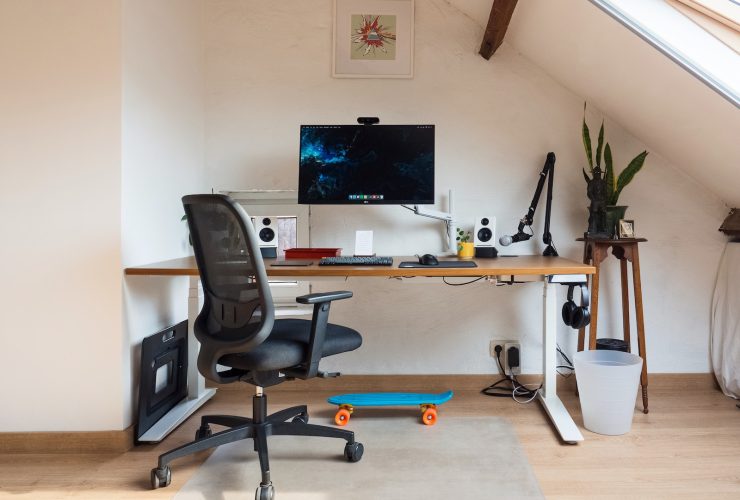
[499, 232, 532, 246]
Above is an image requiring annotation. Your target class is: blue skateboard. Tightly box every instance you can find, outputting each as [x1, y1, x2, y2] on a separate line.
[327, 391, 453, 426]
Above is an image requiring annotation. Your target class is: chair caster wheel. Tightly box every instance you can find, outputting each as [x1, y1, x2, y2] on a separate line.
[255, 483, 274, 500]
[292, 412, 309, 424]
[195, 424, 212, 440]
[150, 466, 171, 489]
[344, 441, 364, 462]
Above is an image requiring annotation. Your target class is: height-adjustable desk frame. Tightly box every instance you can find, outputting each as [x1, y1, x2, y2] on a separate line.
[125, 255, 594, 444]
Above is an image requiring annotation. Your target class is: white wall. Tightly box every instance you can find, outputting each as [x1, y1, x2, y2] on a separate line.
[0, 1, 124, 431]
[502, 0, 740, 207]
[0, 0, 727, 434]
[0, 0, 206, 433]
[122, 0, 206, 428]
[205, 0, 728, 374]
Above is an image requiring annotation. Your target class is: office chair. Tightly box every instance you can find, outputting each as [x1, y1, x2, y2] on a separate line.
[150, 194, 363, 500]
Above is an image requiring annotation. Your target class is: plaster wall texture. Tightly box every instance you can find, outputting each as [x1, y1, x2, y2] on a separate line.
[121, 0, 207, 429]
[0, 1, 124, 431]
[502, 0, 740, 207]
[0, 0, 207, 432]
[204, 0, 728, 375]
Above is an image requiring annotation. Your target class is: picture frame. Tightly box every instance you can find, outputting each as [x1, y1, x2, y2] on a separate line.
[618, 219, 635, 239]
[332, 0, 414, 78]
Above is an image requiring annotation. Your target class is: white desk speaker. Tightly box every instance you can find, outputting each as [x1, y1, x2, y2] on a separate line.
[474, 216, 498, 258]
[251, 216, 278, 258]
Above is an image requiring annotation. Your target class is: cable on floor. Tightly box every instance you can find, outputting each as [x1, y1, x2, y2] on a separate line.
[481, 347, 541, 403]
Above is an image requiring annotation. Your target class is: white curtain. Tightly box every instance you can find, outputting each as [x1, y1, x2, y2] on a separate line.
[711, 242, 740, 399]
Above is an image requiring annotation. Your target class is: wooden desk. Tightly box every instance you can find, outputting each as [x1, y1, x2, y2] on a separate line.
[126, 255, 592, 278]
[126, 255, 595, 443]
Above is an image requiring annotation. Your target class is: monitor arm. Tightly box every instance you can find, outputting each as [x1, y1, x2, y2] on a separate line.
[407, 189, 457, 254]
[510, 152, 558, 257]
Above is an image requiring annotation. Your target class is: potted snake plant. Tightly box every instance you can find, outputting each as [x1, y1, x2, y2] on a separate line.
[581, 104, 648, 237]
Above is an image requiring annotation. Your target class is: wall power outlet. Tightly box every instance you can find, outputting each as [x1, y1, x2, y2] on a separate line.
[490, 340, 522, 376]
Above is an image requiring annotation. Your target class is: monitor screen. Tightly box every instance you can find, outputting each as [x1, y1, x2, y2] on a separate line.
[298, 124, 435, 204]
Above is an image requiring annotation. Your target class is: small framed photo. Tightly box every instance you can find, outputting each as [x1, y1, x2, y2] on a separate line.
[332, 0, 415, 78]
[618, 219, 635, 239]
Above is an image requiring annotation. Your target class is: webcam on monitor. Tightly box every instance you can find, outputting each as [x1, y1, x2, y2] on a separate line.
[357, 116, 379, 125]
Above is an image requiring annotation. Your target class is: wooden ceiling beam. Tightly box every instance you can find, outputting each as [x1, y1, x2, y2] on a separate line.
[479, 0, 519, 60]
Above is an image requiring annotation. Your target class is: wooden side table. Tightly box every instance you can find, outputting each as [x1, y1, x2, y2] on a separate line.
[576, 237, 649, 413]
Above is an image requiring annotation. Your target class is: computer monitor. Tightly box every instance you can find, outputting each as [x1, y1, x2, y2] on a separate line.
[298, 124, 435, 205]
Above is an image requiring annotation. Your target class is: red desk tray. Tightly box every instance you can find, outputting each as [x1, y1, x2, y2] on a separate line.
[284, 248, 342, 259]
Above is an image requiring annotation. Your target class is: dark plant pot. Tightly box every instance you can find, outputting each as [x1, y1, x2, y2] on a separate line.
[605, 205, 628, 238]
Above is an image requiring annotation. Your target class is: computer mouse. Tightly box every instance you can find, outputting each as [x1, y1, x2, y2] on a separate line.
[419, 254, 439, 266]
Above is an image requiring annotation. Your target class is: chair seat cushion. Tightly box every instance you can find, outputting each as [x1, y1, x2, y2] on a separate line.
[219, 319, 362, 372]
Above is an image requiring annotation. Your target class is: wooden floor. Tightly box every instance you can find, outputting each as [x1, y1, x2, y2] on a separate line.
[1, 375, 739, 499]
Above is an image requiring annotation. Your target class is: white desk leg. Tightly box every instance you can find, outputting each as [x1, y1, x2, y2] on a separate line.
[187, 276, 207, 399]
[138, 276, 216, 443]
[537, 277, 584, 444]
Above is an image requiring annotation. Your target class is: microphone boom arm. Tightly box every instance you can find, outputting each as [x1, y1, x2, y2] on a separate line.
[511, 152, 558, 257]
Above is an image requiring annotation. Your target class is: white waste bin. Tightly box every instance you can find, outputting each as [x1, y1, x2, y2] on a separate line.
[574, 350, 643, 435]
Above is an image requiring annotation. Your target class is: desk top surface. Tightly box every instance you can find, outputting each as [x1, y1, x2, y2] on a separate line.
[125, 255, 595, 278]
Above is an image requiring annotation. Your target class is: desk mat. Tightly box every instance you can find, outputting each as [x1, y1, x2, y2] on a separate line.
[175, 416, 542, 500]
[398, 261, 478, 268]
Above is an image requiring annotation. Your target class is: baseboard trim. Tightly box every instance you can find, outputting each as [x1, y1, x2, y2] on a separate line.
[210, 372, 718, 393]
[211, 374, 504, 392]
[0, 426, 134, 454]
[1, 373, 717, 454]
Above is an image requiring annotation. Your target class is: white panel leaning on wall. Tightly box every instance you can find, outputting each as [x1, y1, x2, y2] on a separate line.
[221, 189, 313, 315]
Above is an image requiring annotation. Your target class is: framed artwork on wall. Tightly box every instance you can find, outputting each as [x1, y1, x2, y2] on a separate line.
[332, 0, 415, 78]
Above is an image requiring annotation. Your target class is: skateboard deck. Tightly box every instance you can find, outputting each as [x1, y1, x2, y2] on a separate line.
[327, 391, 453, 426]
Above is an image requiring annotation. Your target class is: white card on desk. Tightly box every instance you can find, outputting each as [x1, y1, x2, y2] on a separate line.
[354, 230, 373, 256]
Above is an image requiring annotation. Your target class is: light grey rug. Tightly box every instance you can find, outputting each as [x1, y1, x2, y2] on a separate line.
[175, 416, 543, 500]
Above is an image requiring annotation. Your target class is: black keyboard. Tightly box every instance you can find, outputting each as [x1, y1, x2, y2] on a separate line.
[319, 256, 394, 266]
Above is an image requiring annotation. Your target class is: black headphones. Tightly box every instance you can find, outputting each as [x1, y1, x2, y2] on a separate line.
[562, 284, 591, 329]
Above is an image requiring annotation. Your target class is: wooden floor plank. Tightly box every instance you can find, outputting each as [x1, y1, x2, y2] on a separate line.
[1, 376, 739, 498]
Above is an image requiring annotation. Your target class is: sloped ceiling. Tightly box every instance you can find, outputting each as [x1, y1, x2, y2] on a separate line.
[483, 0, 739, 207]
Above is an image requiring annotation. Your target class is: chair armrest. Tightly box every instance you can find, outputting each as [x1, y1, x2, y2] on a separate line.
[284, 291, 353, 380]
[296, 291, 352, 304]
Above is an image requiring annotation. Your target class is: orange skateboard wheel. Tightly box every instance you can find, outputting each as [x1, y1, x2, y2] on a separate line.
[422, 407, 437, 425]
[335, 408, 351, 426]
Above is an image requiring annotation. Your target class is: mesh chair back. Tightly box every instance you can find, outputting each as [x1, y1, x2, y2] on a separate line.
[182, 195, 275, 382]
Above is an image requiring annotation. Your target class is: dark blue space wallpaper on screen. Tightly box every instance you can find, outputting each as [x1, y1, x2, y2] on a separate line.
[298, 125, 434, 204]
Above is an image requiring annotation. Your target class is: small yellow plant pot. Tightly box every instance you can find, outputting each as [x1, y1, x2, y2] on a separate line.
[457, 242, 475, 259]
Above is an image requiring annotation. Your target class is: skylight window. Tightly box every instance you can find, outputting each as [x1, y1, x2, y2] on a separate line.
[668, 0, 740, 54]
[673, 0, 740, 32]
[589, 0, 740, 106]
